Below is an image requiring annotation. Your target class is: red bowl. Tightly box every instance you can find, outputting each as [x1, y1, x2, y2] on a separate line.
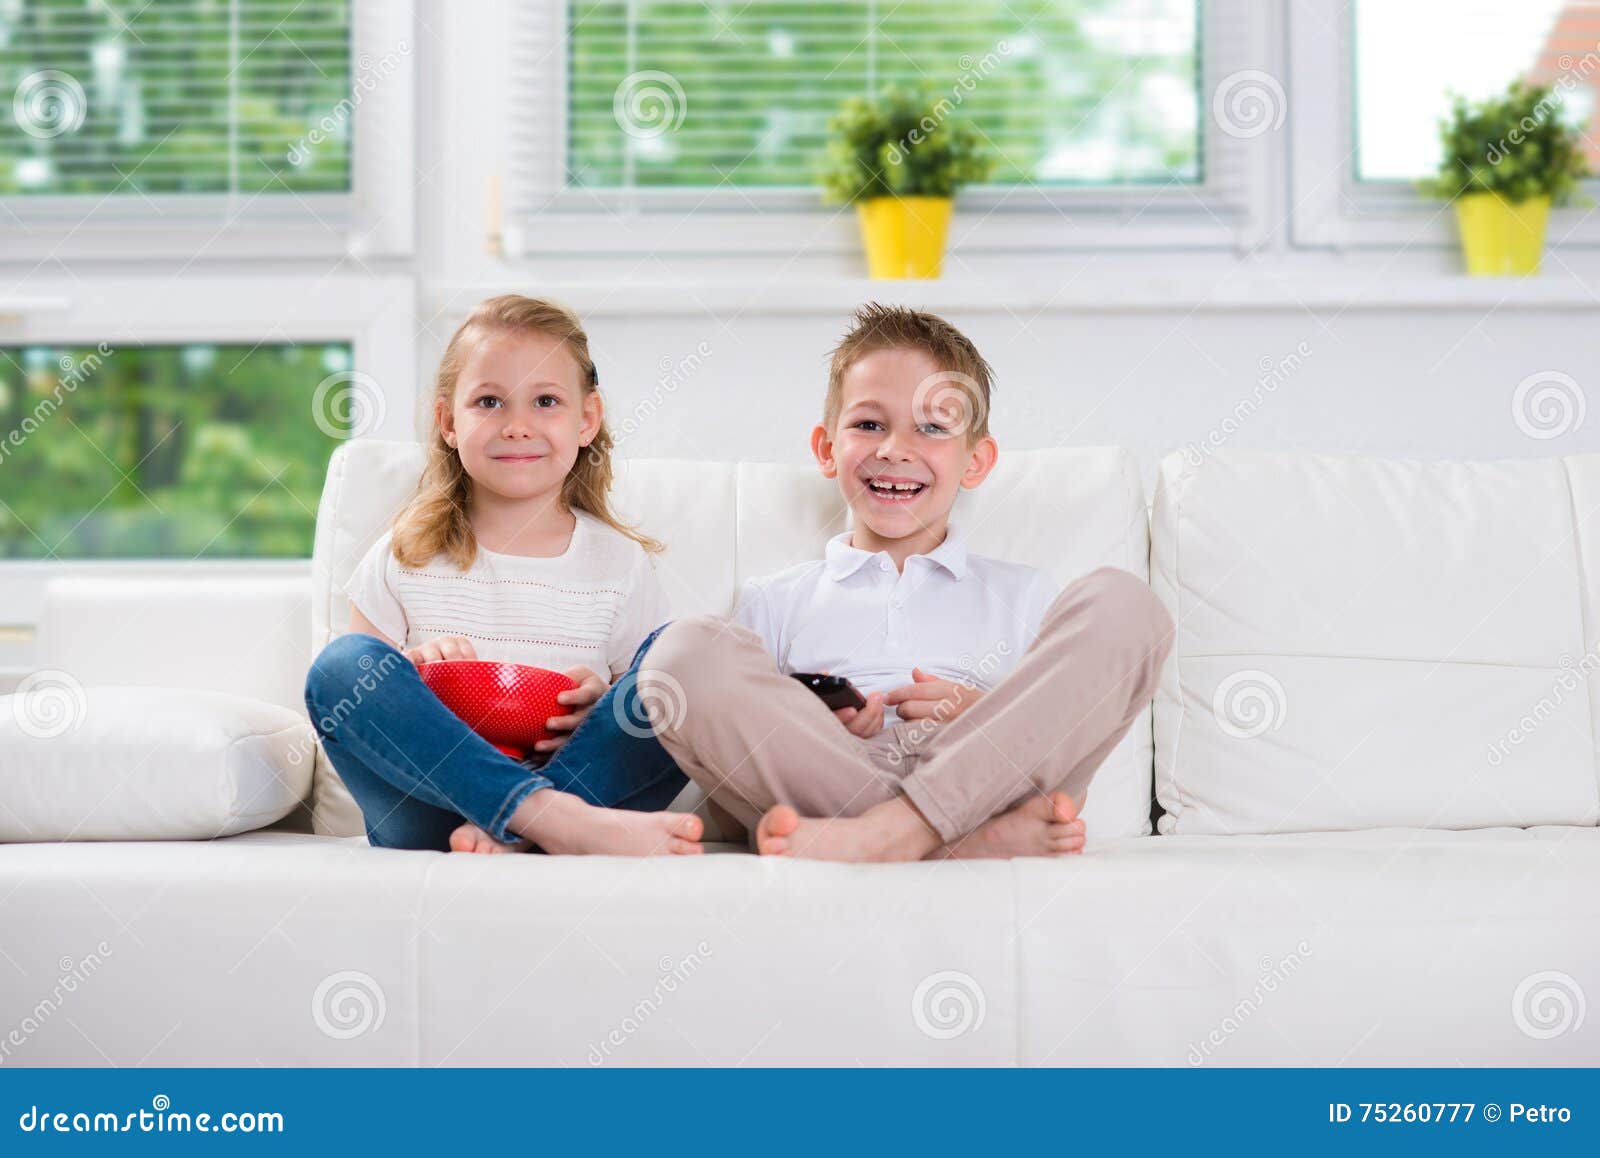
[417, 660, 579, 761]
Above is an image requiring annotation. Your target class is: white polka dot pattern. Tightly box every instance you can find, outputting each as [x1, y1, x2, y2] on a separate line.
[417, 661, 579, 761]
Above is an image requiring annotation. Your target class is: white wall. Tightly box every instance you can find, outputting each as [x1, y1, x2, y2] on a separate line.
[416, 0, 1600, 490]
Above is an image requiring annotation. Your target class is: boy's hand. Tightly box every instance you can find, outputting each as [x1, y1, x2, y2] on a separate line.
[834, 691, 886, 738]
[886, 667, 982, 723]
[405, 635, 478, 665]
[536, 666, 607, 754]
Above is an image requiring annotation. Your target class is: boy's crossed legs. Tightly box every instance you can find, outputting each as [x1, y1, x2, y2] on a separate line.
[639, 566, 1175, 861]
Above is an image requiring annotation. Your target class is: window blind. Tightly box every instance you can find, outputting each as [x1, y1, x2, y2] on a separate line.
[564, 0, 1201, 191]
[0, 0, 352, 198]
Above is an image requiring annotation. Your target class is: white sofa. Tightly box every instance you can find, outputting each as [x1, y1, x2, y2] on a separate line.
[1, 440, 1595, 1066]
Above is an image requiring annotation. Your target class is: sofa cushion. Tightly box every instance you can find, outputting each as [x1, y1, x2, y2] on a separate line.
[0, 686, 313, 841]
[1, 827, 1593, 1065]
[38, 575, 312, 715]
[1152, 450, 1600, 835]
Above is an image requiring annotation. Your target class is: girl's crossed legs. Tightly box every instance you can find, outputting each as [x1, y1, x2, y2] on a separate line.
[303, 626, 700, 855]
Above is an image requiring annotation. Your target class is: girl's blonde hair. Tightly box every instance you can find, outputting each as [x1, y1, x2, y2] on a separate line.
[391, 294, 661, 570]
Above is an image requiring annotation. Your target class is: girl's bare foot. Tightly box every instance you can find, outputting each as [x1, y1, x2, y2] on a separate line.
[934, 792, 1085, 860]
[508, 788, 704, 856]
[755, 796, 941, 862]
[448, 822, 531, 854]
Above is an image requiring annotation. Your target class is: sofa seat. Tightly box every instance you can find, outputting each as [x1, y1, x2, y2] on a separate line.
[3, 826, 1593, 1067]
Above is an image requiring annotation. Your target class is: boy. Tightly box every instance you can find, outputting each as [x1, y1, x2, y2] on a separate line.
[638, 304, 1173, 861]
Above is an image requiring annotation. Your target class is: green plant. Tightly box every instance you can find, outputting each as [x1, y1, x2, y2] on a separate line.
[820, 87, 993, 204]
[1418, 80, 1591, 205]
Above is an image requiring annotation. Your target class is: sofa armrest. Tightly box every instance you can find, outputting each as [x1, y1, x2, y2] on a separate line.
[38, 575, 312, 714]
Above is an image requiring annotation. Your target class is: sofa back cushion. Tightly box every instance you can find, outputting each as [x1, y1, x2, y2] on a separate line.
[1151, 450, 1600, 835]
[309, 440, 1152, 837]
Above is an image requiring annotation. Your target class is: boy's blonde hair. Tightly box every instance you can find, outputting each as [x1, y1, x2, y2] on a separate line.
[391, 294, 660, 570]
[824, 303, 994, 440]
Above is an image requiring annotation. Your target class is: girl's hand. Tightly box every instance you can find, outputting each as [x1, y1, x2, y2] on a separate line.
[834, 691, 886, 738]
[886, 667, 982, 722]
[405, 635, 478, 666]
[535, 666, 606, 754]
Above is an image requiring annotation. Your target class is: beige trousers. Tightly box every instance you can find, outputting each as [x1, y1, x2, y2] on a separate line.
[638, 566, 1175, 843]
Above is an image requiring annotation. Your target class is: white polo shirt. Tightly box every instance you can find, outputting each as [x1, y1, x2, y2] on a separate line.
[732, 526, 1059, 729]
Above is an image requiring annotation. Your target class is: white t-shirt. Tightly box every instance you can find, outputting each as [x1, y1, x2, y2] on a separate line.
[732, 525, 1058, 731]
[345, 511, 671, 684]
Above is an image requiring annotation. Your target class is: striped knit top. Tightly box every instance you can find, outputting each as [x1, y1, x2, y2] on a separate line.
[344, 511, 671, 684]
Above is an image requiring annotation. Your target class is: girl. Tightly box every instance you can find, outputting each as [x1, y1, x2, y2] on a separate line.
[304, 295, 702, 856]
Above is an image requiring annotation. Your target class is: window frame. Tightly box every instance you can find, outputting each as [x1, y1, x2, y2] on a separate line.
[1288, 0, 1600, 255]
[0, 272, 417, 661]
[504, 0, 1278, 261]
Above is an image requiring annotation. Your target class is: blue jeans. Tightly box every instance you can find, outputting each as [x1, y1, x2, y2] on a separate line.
[303, 626, 685, 851]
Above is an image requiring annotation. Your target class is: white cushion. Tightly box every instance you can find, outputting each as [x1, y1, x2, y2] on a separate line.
[39, 576, 311, 714]
[0, 686, 313, 842]
[1152, 450, 1600, 835]
[310, 441, 1153, 838]
[3, 826, 1595, 1064]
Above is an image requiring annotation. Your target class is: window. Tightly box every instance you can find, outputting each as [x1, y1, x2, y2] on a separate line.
[1354, 0, 1599, 183]
[511, 0, 1263, 257]
[566, 0, 1200, 191]
[0, 0, 414, 260]
[1291, 0, 1600, 250]
[0, 0, 352, 198]
[0, 341, 353, 560]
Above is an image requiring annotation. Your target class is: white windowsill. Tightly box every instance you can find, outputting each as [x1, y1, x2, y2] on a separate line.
[430, 271, 1600, 319]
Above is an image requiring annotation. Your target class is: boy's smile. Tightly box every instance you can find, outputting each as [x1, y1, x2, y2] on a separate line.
[813, 346, 998, 568]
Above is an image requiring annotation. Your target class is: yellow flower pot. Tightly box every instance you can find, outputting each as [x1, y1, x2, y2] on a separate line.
[1453, 192, 1551, 276]
[855, 196, 953, 279]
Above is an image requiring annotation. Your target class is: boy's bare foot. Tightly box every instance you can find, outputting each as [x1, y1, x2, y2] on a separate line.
[448, 821, 532, 854]
[508, 788, 704, 856]
[935, 792, 1085, 860]
[755, 795, 942, 862]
